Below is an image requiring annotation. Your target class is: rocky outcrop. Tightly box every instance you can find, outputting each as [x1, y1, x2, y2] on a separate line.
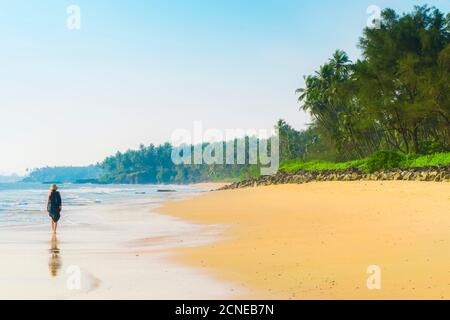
[219, 166, 450, 190]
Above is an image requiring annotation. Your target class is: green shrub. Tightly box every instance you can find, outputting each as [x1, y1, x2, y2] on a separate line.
[279, 152, 450, 175]
[279, 159, 365, 172]
[403, 152, 450, 168]
[240, 165, 261, 180]
[365, 151, 405, 173]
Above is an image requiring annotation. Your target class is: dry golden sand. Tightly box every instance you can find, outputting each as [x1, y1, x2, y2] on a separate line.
[156, 181, 450, 300]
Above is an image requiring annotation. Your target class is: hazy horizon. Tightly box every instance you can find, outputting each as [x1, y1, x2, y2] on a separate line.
[1, 0, 449, 175]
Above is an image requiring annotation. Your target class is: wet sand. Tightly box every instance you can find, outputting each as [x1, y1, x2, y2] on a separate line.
[0, 199, 241, 299]
[157, 181, 450, 299]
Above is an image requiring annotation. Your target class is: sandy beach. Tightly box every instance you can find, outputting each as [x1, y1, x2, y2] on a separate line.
[157, 181, 450, 300]
[1, 181, 448, 300]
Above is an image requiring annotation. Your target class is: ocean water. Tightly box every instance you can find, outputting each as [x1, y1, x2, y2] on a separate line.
[0, 183, 205, 227]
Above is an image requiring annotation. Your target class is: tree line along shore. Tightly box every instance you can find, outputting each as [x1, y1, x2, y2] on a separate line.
[22, 6, 450, 185]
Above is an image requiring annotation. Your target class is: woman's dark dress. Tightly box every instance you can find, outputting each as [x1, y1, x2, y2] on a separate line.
[48, 191, 62, 223]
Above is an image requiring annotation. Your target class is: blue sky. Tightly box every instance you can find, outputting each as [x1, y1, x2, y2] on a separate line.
[0, 0, 449, 174]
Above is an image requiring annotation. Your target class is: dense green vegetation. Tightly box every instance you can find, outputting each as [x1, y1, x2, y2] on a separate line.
[278, 6, 450, 175]
[99, 140, 265, 184]
[297, 6, 449, 160]
[280, 152, 450, 174]
[22, 166, 102, 183]
[96, 119, 325, 184]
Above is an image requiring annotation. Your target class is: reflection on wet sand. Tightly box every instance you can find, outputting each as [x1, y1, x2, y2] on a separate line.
[48, 234, 62, 277]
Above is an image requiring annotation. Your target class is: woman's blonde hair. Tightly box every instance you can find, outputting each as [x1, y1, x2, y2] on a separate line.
[50, 184, 58, 192]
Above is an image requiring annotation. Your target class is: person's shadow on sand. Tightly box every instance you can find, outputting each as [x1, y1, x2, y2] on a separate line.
[48, 234, 62, 277]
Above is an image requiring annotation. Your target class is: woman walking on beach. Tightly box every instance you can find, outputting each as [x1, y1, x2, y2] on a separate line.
[47, 184, 62, 234]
